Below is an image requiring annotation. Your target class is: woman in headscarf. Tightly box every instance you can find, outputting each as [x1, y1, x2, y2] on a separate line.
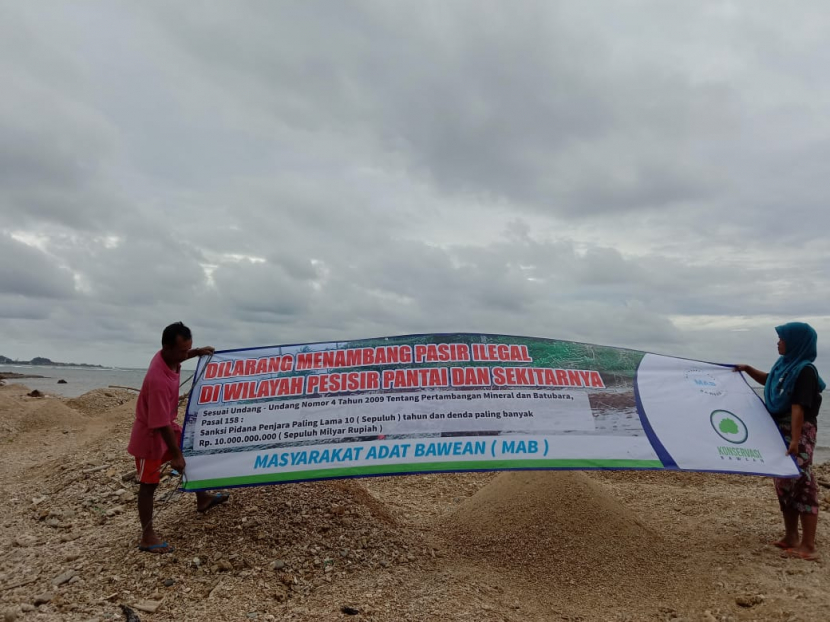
[735, 322, 825, 561]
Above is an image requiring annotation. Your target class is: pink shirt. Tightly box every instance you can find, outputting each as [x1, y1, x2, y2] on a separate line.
[127, 351, 182, 460]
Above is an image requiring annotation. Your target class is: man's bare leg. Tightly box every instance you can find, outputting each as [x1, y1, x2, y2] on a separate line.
[138, 483, 171, 552]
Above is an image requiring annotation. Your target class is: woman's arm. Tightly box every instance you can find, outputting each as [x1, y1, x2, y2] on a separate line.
[734, 364, 769, 386]
[788, 405, 804, 456]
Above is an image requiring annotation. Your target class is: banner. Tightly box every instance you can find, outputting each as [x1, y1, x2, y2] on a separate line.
[180, 333, 798, 490]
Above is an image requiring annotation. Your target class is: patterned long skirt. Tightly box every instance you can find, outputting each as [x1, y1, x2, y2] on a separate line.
[774, 421, 819, 515]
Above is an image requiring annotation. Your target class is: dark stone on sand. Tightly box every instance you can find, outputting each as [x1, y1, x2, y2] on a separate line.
[57, 379, 67, 384]
[119, 604, 142, 621]
[27, 390, 44, 398]
[736, 594, 763, 608]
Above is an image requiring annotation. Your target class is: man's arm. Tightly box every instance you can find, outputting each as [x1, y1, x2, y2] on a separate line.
[159, 425, 186, 472]
[187, 346, 215, 360]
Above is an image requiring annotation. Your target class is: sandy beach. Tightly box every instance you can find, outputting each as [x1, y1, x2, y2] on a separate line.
[1, 381, 829, 622]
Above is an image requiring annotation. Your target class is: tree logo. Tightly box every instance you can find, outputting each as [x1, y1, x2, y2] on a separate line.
[710, 410, 748, 444]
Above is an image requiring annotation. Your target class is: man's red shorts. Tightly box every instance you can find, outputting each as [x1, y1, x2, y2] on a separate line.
[134, 430, 181, 485]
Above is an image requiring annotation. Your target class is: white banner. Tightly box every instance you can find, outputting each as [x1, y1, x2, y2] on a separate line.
[179, 334, 798, 490]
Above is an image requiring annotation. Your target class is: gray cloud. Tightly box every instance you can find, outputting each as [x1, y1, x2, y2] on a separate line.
[0, 233, 75, 301]
[1, 1, 829, 373]
[141, 2, 755, 221]
[0, 12, 125, 232]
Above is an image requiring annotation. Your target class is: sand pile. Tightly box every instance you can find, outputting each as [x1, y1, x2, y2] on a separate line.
[440, 470, 703, 611]
[0, 384, 89, 437]
[66, 388, 137, 416]
[2, 462, 426, 620]
[1, 387, 433, 620]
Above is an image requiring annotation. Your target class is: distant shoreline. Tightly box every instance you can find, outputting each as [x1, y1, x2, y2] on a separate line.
[0, 359, 105, 369]
[0, 372, 47, 380]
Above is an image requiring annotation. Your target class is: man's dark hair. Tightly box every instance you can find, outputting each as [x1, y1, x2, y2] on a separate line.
[162, 322, 192, 347]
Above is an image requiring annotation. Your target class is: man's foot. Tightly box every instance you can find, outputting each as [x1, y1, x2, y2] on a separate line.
[781, 547, 821, 562]
[138, 541, 175, 554]
[197, 492, 230, 513]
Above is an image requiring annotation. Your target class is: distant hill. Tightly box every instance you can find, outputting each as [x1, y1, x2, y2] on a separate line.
[0, 355, 104, 368]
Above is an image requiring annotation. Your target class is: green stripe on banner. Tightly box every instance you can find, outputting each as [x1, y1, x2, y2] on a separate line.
[182, 458, 663, 490]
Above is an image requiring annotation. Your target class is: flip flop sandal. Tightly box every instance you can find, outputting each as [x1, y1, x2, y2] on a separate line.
[138, 541, 175, 554]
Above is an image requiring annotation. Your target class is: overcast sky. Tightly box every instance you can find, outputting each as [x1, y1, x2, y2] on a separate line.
[1, 1, 829, 371]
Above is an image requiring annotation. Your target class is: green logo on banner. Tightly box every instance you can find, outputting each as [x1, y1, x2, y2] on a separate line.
[710, 410, 748, 444]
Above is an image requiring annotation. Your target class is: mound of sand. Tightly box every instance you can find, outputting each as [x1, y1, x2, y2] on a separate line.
[440, 470, 701, 609]
[0, 384, 89, 436]
[3, 460, 420, 617]
[0, 385, 139, 442]
[66, 388, 137, 416]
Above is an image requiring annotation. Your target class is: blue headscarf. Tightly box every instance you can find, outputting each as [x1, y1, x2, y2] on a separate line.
[764, 322, 826, 415]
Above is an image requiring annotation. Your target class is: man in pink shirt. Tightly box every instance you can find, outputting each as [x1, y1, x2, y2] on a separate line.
[128, 322, 229, 553]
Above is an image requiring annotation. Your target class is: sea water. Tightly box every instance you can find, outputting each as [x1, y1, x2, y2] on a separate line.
[0, 364, 171, 397]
